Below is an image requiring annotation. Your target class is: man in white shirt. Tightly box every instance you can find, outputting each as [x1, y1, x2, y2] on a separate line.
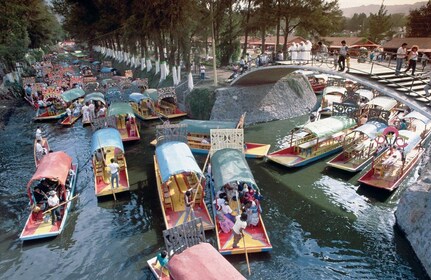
[338, 40, 348, 71]
[109, 158, 120, 189]
[36, 139, 45, 161]
[35, 126, 42, 141]
[81, 102, 90, 123]
[395, 43, 407, 76]
[47, 190, 61, 225]
[88, 101, 95, 120]
[232, 213, 248, 248]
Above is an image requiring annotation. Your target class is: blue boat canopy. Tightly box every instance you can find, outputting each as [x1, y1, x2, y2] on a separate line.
[156, 141, 203, 184]
[91, 128, 124, 154]
[100, 67, 115, 73]
[180, 119, 237, 135]
[129, 92, 146, 103]
[143, 89, 159, 101]
[61, 88, 85, 102]
[211, 148, 257, 189]
[353, 121, 387, 139]
[108, 102, 135, 116]
[84, 92, 105, 104]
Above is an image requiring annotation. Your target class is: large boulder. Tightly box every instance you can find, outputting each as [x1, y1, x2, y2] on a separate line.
[210, 73, 316, 125]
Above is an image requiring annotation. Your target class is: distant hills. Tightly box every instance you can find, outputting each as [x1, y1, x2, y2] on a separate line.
[342, 2, 427, 17]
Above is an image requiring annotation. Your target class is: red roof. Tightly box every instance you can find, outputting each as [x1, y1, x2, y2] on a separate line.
[168, 243, 246, 280]
[321, 37, 379, 48]
[27, 151, 72, 187]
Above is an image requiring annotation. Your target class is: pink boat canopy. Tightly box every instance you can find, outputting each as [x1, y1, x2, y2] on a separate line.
[27, 151, 72, 188]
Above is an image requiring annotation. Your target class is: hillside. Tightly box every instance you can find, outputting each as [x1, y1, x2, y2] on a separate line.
[342, 1, 427, 17]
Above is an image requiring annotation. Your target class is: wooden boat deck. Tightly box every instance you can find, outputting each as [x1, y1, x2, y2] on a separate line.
[61, 114, 82, 126]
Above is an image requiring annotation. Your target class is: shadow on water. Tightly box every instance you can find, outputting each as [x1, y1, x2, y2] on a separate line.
[356, 184, 394, 203]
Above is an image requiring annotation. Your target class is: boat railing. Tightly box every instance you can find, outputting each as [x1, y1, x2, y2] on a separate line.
[292, 134, 315, 147]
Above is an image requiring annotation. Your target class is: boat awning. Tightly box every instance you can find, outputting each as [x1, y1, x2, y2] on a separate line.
[353, 121, 387, 139]
[100, 67, 115, 73]
[156, 141, 203, 184]
[143, 89, 159, 101]
[402, 111, 431, 124]
[399, 130, 422, 153]
[61, 88, 85, 103]
[168, 243, 246, 280]
[129, 92, 147, 103]
[303, 116, 357, 138]
[108, 102, 135, 116]
[181, 119, 237, 135]
[211, 148, 256, 189]
[84, 92, 105, 104]
[313, 74, 329, 82]
[356, 89, 374, 101]
[323, 86, 347, 96]
[27, 151, 72, 188]
[366, 96, 397, 110]
[91, 128, 124, 154]
[101, 78, 114, 85]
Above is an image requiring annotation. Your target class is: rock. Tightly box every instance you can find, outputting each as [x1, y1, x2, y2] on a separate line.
[210, 73, 316, 125]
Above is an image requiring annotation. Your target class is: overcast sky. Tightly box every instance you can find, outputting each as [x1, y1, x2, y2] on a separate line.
[339, 0, 419, 9]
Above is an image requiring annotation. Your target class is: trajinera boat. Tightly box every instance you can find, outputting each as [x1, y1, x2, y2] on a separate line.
[266, 103, 358, 168]
[153, 123, 214, 231]
[210, 143, 272, 255]
[326, 109, 389, 172]
[318, 84, 347, 117]
[82, 92, 106, 126]
[107, 102, 140, 141]
[60, 88, 86, 126]
[358, 112, 431, 191]
[34, 137, 50, 167]
[33, 93, 67, 121]
[91, 128, 130, 197]
[20, 151, 78, 241]
[129, 87, 187, 120]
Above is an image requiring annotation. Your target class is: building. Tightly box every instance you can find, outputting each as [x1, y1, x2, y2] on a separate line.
[382, 37, 431, 54]
[240, 36, 306, 52]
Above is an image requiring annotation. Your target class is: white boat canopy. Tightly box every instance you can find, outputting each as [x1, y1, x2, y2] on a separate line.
[353, 121, 387, 139]
[323, 86, 347, 96]
[402, 111, 431, 124]
[303, 116, 357, 138]
[366, 96, 397, 110]
[399, 130, 422, 154]
[355, 89, 374, 101]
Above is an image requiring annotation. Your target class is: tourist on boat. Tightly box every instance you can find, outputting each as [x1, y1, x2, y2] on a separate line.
[66, 107, 72, 118]
[35, 139, 46, 161]
[95, 149, 104, 162]
[73, 104, 81, 117]
[232, 213, 248, 249]
[152, 250, 169, 271]
[35, 126, 42, 141]
[201, 137, 210, 144]
[97, 104, 106, 118]
[184, 190, 196, 222]
[32, 187, 47, 210]
[25, 84, 32, 99]
[47, 190, 61, 225]
[215, 204, 234, 233]
[399, 119, 408, 130]
[88, 101, 95, 120]
[82, 102, 90, 123]
[109, 158, 120, 189]
[243, 200, 259, 227]
[146, 100, 154, 115]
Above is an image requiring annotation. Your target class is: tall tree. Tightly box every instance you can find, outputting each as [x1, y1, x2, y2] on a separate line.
[406, 0, 431, 37]
[368, 3, 392, 43]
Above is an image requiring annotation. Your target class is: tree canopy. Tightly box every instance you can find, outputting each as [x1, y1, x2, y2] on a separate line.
[406, 0, 431, 37]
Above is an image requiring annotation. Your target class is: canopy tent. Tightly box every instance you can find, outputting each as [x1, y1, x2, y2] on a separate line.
[91, 128, 124, 154]
[100, 67, 116, 73]
[353, 120, 387, 139]
[155, 141, 203, 184]
[61, 88, 85, 103]
[101, 78, 115, 85]
[356, 89, 374, 101]
[129, 92, 147, 103]
[180, 119, 237, 135]
[107, 102, 135, 116]
[366, 96, 397, 110]
[399, 130, 422, 154]
[322, 86, 347, 96]
[303, 116, 357, 138]
[143, 88, 159, 101]
[92, 61, 101, 65]
[402, 111, 431, 124]
[84, 92, 105, 104]
[168, 243, 245, 280]
[27, 151, 72, 188]
[211, 148, 257, 189]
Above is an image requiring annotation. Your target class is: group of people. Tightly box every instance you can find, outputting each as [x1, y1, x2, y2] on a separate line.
[32, 178, 62, 225]
[287, 40, 313, 64]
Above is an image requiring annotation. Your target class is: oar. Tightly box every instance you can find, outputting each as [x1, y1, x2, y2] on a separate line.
[42, 194, 79, 214]
[112, 187, 117, 201]
[242, 232, 251, 276]
[191, 150, 211, 204]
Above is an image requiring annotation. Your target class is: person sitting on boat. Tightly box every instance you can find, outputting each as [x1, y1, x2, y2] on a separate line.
[95, 149, 104, 163]
[152, 250, 169, 272]
[243, 200, 259, 227]
[215, 204, 234, 233]
[25, 84, 32, 99]
[232, 213, 248, 249]
[32, 187, 48, 211]
[47, 190, 61, 225]
[73, 104, 81, 117]
[109, 158, 120, 189]
[35, 126, 43, 141]
[382, 153, 399, 167]
[36, 139, 47, 161]
[97, 105, 106, 118]
[183, 189, 196, 222]
[399, 119, 408, 130]
[82, 102, 90, 123]
[201, 137, 210, 144]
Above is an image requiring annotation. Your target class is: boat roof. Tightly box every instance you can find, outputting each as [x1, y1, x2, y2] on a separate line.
[181, 119, 237, 134]
[61, 88, 85, 102]
[100, 67, 115, 73]
[129, 92, 146, 103]
[143, 88, 158, 101]
[303, 116, 357, 138]
[353, 121, 387, 139]
[366, 96, 397, 110]
[402, 111, 431, 124]
[107, 102, 134, 116]
[27, 151, 72, 188]
[84, 92, 105, 104]
[91, 128, 124, 154]
[211, 148, 257, 189]
[156, 141, 203, 184]
[168, 243, 246, 280]
[323, 86, 347, 96]
[355, 89, 374, 101]
[399, 130, 422, 153]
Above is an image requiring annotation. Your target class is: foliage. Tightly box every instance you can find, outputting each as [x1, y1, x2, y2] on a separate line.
[185, 87, 215, 120]
[368, 4, 392, 44]
[406, 0, 431, 37]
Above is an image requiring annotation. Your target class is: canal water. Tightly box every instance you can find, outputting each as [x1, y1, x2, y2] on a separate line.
[0, 103, 429, 280]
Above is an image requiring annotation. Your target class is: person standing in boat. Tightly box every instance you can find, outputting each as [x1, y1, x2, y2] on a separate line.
[88, 101, 95, 121]
[82, 102, 90, 123]
[35, 126, 43, 141]
[109, 158, 120, 189]
[35, 139, 46, 161]
[232, 212, 248, 249]
[47, 190, 61, 225]
[183, 189, 196, 222]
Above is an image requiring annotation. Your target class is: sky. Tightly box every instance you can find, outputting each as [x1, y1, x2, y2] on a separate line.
[338, 0, 422, 9]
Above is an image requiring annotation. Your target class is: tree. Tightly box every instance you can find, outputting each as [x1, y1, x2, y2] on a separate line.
[368, 4, 391, 43]
[406, 0, 431, 37]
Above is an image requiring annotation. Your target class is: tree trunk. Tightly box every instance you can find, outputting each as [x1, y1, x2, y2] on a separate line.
[242, 0, 252, 56]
